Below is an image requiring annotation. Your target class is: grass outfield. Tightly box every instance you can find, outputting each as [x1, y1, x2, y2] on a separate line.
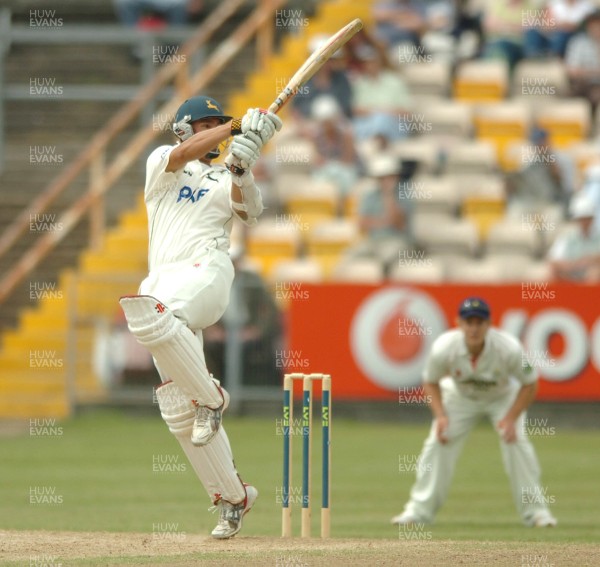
[0, 408, 599, 565]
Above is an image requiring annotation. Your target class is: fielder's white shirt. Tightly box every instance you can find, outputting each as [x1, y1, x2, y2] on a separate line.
[423, 328, 538, 400]
[144, 145, 234, 270]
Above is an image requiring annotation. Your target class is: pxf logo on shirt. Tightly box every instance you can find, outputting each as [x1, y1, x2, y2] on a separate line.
[177, 186, 210, 203]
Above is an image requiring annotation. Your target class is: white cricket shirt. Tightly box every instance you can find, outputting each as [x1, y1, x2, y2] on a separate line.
[423, 328, 538, 400]
[144, 145, 234, 270]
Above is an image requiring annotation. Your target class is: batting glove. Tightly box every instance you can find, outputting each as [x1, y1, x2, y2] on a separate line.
[242, 108, 283, 145]
[228, 132, 262, 170]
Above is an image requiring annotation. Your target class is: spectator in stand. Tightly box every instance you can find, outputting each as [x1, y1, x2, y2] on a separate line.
[113, 0, 204, 61]
[505, 127, 576, 219]
[451, 0, 485, 58]
[203, 246, 283, 387]
[565, 9, 600, 117]
[113, 0, 203, 27]
[307, 95, 361, 216]
[350, 43, 414, 142]
[346, 154, 413, 270]
[578, 162, 600, 235]
[372, 0, 429, 51]
[524, 0, 596, 59]
[291, 34, 354, 120]
[547, 192, 600, 282]
[482, 0, 540, 71]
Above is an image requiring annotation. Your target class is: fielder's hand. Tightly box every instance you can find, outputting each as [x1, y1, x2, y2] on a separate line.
[497, 417, 517, 444]
[242, 108, 283, 145]
[435, 415, 449, 444]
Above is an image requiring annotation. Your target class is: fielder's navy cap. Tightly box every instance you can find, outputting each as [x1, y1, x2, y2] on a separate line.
[458, 297, 490, 319]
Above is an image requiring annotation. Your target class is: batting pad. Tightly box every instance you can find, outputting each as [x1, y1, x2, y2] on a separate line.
[156, 381, 246, 504]
[119, 295, 223, 407]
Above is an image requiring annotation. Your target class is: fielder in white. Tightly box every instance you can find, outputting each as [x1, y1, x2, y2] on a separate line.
[392, 297, 557, 528]
[119, 95, 281, 539]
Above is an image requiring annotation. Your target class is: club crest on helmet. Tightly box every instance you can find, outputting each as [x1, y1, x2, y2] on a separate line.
[172, 96, 233, 158]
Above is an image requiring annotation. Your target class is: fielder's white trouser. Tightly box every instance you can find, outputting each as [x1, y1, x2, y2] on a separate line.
[156, 380, 246, 504]
[403, 380, 553, 525]
[120, 248, 234, 407]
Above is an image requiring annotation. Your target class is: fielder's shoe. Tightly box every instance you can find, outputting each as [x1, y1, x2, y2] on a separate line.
[191, 383, 230, 446]
[211, 485, 258, 539]
[390, 512, 429, 525]
[529, 511, 558, 527]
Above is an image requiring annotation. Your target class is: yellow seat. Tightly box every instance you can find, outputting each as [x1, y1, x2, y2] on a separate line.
[305, 219, 360, 277]
[461, 197, 506, 240]
[453, 60, 509, 102]
[282, 178, 339, 229]
[246, 219, 302, 279]
[473, 101, 532, 170]
[534, 98, 591, 148]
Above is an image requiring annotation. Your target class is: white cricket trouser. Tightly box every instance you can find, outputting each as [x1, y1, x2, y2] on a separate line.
[403, 380, 553, 524]
[140, 247, 234, 332]
[142, 249, 246, 504]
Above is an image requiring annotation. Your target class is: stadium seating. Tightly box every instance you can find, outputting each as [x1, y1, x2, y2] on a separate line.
[461, 196, 506, 241]
[389, 259, 446, 283]
[453, 59, 510, 102]
[485, 219, 544, 257]
[448, 172, 506, 200]
[472, 100, 533, 170]
[246, 219, 303, 278]
[400, 60, 453, 97]
[269, 258, 324, 284]
[444, 140, 498, 174]
[413, 213, 480, 256]
[330, 257, 385, 283]
[511, 58, 569, 99]
[445, 257, 507, 283]
[392, 137, 443, 174]
[533, 98, 592, 148]
[415, 98, 474, 138]
[282, 179, 339, 227]
[408, 174, 460, 215]
[304, 219, 361, 277]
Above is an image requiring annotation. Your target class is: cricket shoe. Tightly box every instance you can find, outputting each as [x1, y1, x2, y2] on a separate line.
[390, 512, 429, 525]
[528, 511, 558, 527]
[211, 485, 258, 539]
[191, 382, 230, 446]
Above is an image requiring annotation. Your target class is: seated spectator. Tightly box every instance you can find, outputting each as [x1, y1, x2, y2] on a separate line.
[565, 9, 600, 116]
[450, 0, 485, 58]
[482, 0, 540, 71]
[307, 95, 361, 215]
[350, 44, 413, 142]
[578, 162, 600, 235]
[291, 34, 353, 120]
[113, 0, 202, 27]
[547, 192, 600, 282]
[203, 247, 283, 386]
[114, 0, 203, 61]
[372, 0, 429, 51]
[345, 154, 413, 270]
[505, 127, 576, 219]
[525, 0, 596, 59]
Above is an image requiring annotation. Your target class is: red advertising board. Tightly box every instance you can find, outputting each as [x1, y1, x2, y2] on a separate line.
[286, 283, 600, 401]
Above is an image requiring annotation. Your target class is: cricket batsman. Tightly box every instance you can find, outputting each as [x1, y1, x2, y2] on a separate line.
[119, 95, 281, 538]
[391, 297, 557, 528]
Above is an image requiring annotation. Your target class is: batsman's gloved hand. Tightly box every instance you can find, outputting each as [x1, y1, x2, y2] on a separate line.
[228, 131, 262, 170]
[241, 108, 283, 145]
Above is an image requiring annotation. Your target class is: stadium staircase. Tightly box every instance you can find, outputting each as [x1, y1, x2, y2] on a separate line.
[0, 0, 373, 419]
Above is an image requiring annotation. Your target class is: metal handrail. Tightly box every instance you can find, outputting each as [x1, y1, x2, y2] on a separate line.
[0, 0, 284, 305]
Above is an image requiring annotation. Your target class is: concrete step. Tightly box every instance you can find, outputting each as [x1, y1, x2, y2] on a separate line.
[6, 44, 141, 85]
